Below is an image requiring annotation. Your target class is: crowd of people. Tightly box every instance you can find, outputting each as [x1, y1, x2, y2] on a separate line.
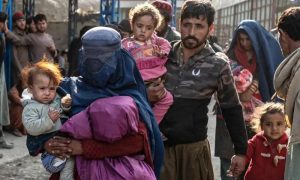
[0, 0, 300, 180]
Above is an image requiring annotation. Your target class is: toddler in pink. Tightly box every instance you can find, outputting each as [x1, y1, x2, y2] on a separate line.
[122, 3, 173, 124]
[232, 64, 262, 122]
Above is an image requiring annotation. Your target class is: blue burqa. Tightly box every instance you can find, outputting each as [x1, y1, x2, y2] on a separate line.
[229, 20, 284, 101]
[60, 27, 164, 177]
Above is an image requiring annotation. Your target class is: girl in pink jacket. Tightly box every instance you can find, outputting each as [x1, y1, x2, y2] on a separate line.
[122, 3, 173, 124]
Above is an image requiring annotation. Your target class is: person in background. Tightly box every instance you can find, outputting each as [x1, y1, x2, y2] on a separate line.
[54, 49, 68, 76]
[118, 19, 132, 39]
[103, 23, 123, 38]
[5, 13, 57, 63]
[274, 7, 300, 180]
[0, 12, 14, 158]
[9, 11, 30, 84]
[244, 102, 288, 180]
[122, 3, 173, 124]
[26, 16, 36, 34]
[7, 74, 27, 137]
[59, 49, 68, 76]
[148, 1, 248, 179]
[151, 0, 181, 42]
[208, 35, 223, 52]
[215, 20, 284, 180]
[4, 11, 31, 137]
[67, 25, 94, 76]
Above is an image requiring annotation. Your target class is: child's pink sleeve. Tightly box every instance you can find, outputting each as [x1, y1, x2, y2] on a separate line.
[121, 38, 131, 51]
[153, 35, 171, 55]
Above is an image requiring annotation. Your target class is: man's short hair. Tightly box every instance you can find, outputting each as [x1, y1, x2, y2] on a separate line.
[180, 0, 215, 26]
[0, 12, 7, 23]
[278, 7, 300, 41]
[34, 13, 47, 24]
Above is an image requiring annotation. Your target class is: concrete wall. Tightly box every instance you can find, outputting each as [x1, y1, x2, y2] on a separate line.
[48, 20, 99, 51]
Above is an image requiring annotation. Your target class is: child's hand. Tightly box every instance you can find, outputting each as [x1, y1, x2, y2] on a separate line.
[48, 108, 60, 122]
[152, 45, 166, 57]
[61, 94, 72, 108]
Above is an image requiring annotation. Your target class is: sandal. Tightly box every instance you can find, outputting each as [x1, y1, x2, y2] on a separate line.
[11, 129, 23, 137]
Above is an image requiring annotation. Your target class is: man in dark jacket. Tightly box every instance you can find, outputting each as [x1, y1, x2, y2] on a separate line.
[151, 0, 181, 42]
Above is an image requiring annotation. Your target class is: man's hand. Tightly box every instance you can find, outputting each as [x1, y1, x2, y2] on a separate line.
[227, 155, 246, 178]
[147, 79, 165, 103]
[239, 88, 253, 102]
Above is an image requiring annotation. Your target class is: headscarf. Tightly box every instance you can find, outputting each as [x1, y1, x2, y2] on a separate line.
[228, 20, 284, 101]
[60, 27, 164, 177]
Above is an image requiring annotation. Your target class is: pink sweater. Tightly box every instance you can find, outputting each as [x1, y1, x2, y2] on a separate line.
[122, 34, 171, 81]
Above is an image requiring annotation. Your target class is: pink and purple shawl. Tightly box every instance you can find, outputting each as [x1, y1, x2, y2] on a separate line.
[60, 96, 155, 180]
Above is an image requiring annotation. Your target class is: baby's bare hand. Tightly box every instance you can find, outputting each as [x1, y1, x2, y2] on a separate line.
[61, 94, 72, 107]
[152, 45, 162, 56]
[48, 109, 60, 122]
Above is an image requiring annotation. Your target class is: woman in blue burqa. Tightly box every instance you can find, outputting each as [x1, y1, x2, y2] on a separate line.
[43, 27, 164, 179]
[215, 20, 284, 180]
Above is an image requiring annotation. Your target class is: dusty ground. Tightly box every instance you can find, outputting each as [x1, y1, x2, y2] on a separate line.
[0, 155, 50, 180]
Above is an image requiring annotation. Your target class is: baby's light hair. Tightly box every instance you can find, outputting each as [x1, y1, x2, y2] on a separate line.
[129, 3, 162, 30]
[22, 59, 62, 87]
[250, 102, 286, 133]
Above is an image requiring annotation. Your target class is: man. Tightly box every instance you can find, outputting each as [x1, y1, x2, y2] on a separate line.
[5, 13, 56, 63]
[0, 12, 14, 158]
[148, 1, 248, 179]
[3, 11, 30, 137]
[9, 12, 30, 84]
[274, 7, 300, 180]
[151, 0, 181, 42]
[118, 19, 132, 39]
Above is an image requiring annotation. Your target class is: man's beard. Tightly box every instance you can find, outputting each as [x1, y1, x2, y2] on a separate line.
[17, 26, 26, 31]
[37, 28, 45, 33]
[182, 36, 204, 49]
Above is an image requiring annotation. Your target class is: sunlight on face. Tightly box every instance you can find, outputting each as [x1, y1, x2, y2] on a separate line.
[238, 32, 253, 51]
[261, 113, 287, 142]
[29, 74, 57, 104]
[132, 15, 155, 42]
[180, 17, 211, 49]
